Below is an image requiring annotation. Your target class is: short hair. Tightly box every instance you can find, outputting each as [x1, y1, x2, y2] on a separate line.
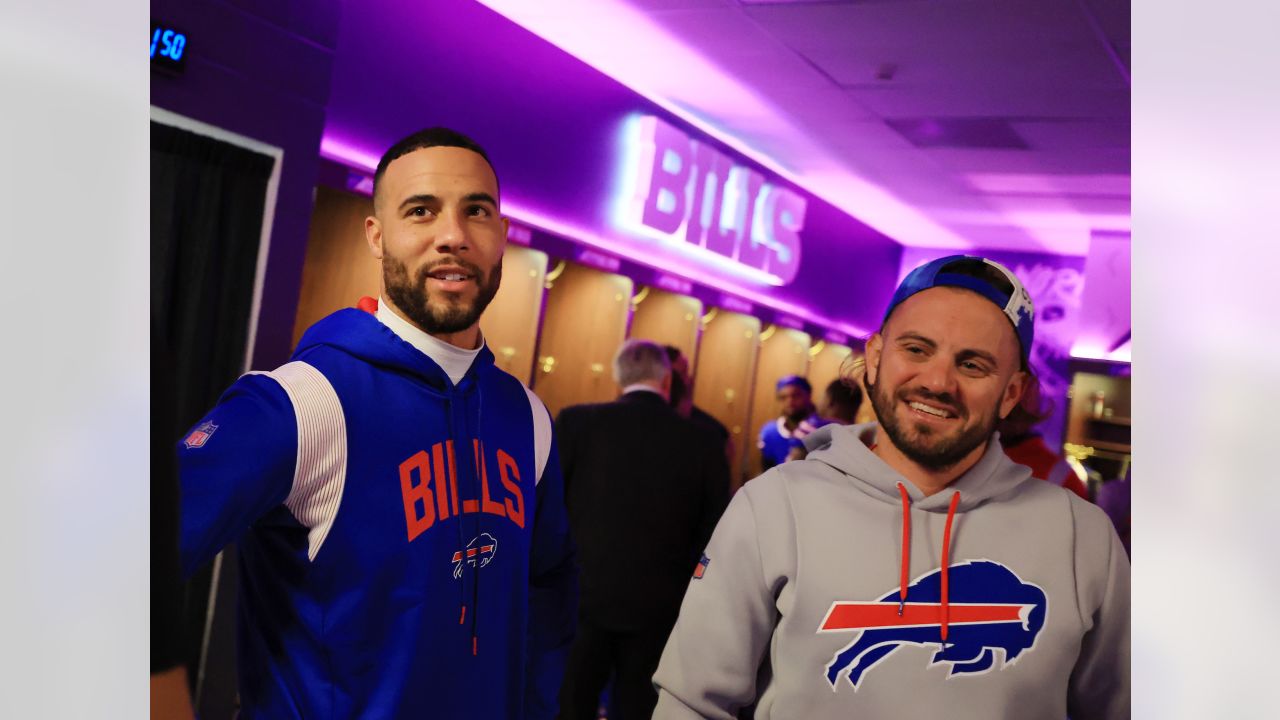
[372, 127, 498, 206]
[823, 378, 863, 421]
[776, 375, 812, 395]
[613, 339, 671, 387]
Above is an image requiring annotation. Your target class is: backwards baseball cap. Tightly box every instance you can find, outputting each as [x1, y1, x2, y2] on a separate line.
[883, 255, 1035, 362]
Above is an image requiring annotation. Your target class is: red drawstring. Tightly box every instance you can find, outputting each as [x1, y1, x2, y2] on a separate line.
[895, 483, 963, 647]
[459, 605, 466, 625]
[895, 483, 911, 615]
[939, 492, 961, 646]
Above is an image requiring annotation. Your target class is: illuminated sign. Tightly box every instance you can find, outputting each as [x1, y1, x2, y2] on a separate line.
[150, 20, 188, 75]
[617, 115, 807, 286]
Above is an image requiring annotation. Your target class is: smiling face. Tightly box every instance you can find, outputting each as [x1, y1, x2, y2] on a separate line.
[865, 286, 1027, 472]
[364, 146, 509, 347]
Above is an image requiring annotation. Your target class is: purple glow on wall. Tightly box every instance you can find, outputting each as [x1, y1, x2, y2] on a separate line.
[319, 136, 866, 336]
[475, 0, 970, 251]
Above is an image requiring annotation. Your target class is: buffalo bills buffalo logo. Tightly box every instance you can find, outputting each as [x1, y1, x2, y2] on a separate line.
[819, 560, 1046, 689]
[452, 533, 498, 579]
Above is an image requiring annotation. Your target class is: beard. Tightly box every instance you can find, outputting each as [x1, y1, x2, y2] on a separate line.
[383, 253, 502, 336]
[867, 371, 999, 471]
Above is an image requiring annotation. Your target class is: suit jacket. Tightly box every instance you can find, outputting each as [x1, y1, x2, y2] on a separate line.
[556, 389, 731, 631]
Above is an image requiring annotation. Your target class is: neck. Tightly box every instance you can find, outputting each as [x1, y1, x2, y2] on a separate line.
[382, 294, 481, 350]
[872, 436, 987, 497]
[622, 381, 668, 401]
[784, 409, 811, 429]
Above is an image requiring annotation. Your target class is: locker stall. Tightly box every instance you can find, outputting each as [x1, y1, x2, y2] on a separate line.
[294, 185, 550, 384]
[532, 261, 633, 418]
[627, 286, 703, 366]
[807, 341, 854, 413]
[477, 246, 549, 384]
[692, 309, 762, 490]
[293, 186, 379, 345]
[743, 326, 813, 482]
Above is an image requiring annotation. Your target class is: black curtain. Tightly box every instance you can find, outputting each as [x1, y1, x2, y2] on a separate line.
[151, 121, 275, 709]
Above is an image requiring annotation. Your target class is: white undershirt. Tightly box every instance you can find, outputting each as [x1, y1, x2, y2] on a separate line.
[376, 296, 482, 386]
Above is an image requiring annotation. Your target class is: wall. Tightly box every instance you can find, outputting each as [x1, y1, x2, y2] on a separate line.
[151, 0, 342, 369]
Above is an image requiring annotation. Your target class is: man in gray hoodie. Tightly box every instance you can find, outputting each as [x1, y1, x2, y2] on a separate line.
[653, 255, 1129, 719]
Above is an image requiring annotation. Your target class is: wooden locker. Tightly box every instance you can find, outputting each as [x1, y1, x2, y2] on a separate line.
[293, 186, 379, 346]
[808, 342, 857, 420]
[533, 261, 633, 419]
[743, 326, 812, 482]
[478, 246, 549, 385]
[627, 287, 702, 366]
[692, 309, 762, 491]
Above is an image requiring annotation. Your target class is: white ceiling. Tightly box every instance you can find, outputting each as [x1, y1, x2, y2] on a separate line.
[482, 0, 1131, 256]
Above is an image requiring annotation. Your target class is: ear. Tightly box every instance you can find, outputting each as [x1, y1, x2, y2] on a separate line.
[998, 370, 1030, 419]
[365, 215, 384, 260]
[864, 333, 884, 387]
[500, 214, 511, 240]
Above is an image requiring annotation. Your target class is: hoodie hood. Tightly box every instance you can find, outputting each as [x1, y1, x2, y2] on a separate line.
[802, 421, 1033, 513]
[294, 308, 496, 392]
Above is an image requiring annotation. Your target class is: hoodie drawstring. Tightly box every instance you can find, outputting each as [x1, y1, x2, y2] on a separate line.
[895, 483, 911, 616]
[939, 491, 961, 647]
[894, 483, 962, 647]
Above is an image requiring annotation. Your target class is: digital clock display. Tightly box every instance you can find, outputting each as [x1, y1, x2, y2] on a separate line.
[151, 20, 188, 75]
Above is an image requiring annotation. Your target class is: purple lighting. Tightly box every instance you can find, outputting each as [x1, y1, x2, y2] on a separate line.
[614, 114, 805, 286]
[320, 127, 868, 337]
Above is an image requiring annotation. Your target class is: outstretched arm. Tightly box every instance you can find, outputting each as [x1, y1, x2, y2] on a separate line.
[178, 373, 297, 577]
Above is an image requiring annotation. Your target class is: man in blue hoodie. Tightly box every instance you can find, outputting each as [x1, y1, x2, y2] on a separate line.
[177, 127, 577, 718]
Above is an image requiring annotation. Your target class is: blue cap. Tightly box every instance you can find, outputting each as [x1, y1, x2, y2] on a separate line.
[775, 375, 812, 394]
[884, 255, 1035, 360]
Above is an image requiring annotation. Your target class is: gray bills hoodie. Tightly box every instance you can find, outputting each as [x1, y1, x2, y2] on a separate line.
[653, 422, 1129, 719]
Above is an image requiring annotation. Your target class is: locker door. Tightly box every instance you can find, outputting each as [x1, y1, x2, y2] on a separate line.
[533, 261, 633, 418]
[692, 309, 761, 490]
[744, 326, 812, 482]
[628, 286, 703, 366]
[294, 186, 378, 345]
[808, 341, 856, 419]
[478, 246, 549, 384]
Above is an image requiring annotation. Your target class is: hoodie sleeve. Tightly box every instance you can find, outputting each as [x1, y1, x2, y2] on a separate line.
[1066, 497, 1131, 719]
[653, 485, 779, 719]
[524, 430, 578, 720]
[177, 373, 298, 578]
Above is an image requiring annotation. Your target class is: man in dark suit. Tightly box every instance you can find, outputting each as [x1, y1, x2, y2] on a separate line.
[555, 339, 731, 720]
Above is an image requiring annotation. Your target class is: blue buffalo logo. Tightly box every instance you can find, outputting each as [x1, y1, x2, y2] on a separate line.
[819, 560, 1046, 689]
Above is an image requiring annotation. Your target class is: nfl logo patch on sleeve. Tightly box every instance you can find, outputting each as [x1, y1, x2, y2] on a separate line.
[184, 421, 218, 449]
[693, 553, 710, 580]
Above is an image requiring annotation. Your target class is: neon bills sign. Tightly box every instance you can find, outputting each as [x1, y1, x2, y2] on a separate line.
[617, 115, 807, 286]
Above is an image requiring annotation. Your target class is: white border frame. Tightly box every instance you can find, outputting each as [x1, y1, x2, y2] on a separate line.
[149, 105, 283, 373]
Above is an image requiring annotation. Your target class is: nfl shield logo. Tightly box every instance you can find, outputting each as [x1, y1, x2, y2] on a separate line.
[184, 421, 218, 449]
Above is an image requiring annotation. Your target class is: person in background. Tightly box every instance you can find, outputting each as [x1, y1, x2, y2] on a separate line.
[653, 255, 1128, 719]
[665, 345, 733, 468]
[818, 378, 863, 425]
[757, 376, 830, 471]
[997, 379, 1090, 500]
[555, 340, 730, 720]
[176, 127, 576, 719]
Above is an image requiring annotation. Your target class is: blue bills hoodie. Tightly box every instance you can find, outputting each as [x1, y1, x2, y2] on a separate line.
[178, 308, 577, 719]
